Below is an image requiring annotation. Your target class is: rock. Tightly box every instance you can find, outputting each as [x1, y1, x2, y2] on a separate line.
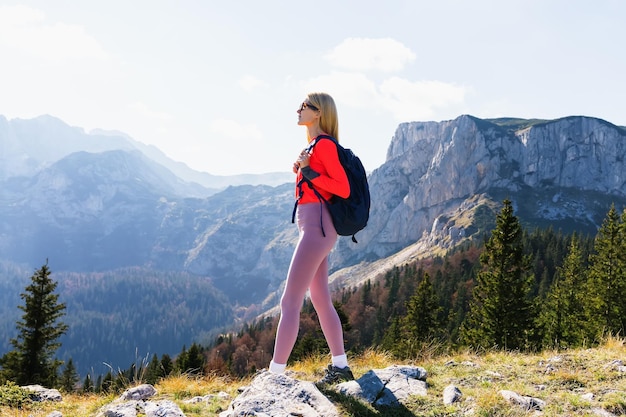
[606, 359, 626, 373]
[591, 407, 618, 417]
[484, 370, 503, 379]
[22, 385, 62, 402]
[182, 392, 227, 404]
[335, 371, 385, 404]
[581, 392, 594, 401]
[96, 398, 186, 417]
[336, 365, 428, 407]
[220, 370, 340, 417]
[373, 366, 428, 407]
[443, 384, 462, 404]
[499, 389, 546, 411]
[144, 400, 185, 417]
[183, 395, 214, 403]
[96, 384, 182, 417]
[222, 365, 430, 414]
[96, 399, 142, 417]
[120, 384, 157, 400]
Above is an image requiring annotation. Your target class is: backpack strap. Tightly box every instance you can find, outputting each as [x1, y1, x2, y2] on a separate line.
[292, 177, 329, 237]
[291, 136, 336, 237]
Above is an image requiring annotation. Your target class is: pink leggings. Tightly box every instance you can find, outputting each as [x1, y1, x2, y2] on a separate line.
[271, 203, 346, 365]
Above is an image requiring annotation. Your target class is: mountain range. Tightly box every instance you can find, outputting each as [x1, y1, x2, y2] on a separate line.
[1, 113, 625, 375]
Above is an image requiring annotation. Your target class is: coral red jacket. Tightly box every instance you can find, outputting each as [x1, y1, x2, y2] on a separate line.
[295, 136, 349, 204]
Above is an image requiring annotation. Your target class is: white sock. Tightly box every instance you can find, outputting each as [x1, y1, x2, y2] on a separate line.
[269, 360, 286, 374]
[332, 354, 348, 369]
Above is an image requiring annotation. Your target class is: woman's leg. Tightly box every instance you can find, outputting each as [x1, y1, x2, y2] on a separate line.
[309, 256, 345, 357]
[307, 208, 353, 382]
[271, 204, 337, 367]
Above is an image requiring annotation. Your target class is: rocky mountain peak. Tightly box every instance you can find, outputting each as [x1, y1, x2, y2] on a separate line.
[330, 115, 626, 270]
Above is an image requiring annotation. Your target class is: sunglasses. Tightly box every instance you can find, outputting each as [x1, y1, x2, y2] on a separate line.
[299, 102, 319, 112]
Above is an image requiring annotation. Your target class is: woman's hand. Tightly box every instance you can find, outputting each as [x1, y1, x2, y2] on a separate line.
[296, 149, 310, 169]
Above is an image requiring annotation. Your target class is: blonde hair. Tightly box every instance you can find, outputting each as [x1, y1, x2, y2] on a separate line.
[306, 92, 339, 142]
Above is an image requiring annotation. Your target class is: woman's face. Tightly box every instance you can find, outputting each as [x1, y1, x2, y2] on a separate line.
[297, 100, 320, 126]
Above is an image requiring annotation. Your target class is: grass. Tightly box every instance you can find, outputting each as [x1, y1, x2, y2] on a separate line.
[1, 338, 625, 416]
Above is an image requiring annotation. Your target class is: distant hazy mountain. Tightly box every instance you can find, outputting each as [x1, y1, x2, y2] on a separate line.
[0, 148, 297, 299]
[0, 114, 293, 191]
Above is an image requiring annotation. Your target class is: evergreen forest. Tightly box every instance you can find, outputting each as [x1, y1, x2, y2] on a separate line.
[0, 267, 234, 380]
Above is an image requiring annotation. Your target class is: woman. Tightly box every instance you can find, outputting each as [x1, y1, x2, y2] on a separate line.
[268, 92, 354, 386]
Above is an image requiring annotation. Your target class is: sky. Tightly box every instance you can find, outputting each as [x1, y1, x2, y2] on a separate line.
[1, 1, 625, 176]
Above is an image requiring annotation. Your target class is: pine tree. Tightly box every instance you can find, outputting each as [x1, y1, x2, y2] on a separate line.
[175, 345, 188, 374]
[95, 375, 103, 393]
[538, 234, 589, 348]
[372, 306, 387, 345]
[59, 358, 79, 393]
[386, 267, 401, 310]
[82, 374, 93, 393]
[380, 317, 402, 356]
[160, 354, 173, 377]
[145, 354, 162, 385]
[447, 278, 472, 344]
[587, 204, 626, 337]
[361, 279, 372, 305]
[0, 262, 68, 386]
[399, 273, 442, 357]
[619, 208, 626, 331]
[101, 371, 113, 393]
[185, 343, 205, 375]
[460, 199, 534, 350]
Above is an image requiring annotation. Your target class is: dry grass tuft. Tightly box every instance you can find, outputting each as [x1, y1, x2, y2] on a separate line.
[156, 372, 239, 400]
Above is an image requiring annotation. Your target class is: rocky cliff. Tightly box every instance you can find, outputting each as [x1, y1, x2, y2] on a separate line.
[331, 115, 626, 270]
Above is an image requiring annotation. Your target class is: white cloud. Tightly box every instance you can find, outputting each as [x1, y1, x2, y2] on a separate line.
[325, 37, 416, 72]
[0, 5, 109, 62]
[238, 75, 270, 92]
[316, 38, 468, 121]
[0, 4, 44, 25]
[304, 71, 468, 121]
[304, 71, 379, 108]
[379, 78, 468, 121]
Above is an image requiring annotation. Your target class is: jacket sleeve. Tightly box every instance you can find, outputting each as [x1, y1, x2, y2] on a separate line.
[301, 139, 350, 198]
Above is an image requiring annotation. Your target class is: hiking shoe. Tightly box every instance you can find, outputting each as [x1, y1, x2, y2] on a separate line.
[316, 364, 355, 386]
